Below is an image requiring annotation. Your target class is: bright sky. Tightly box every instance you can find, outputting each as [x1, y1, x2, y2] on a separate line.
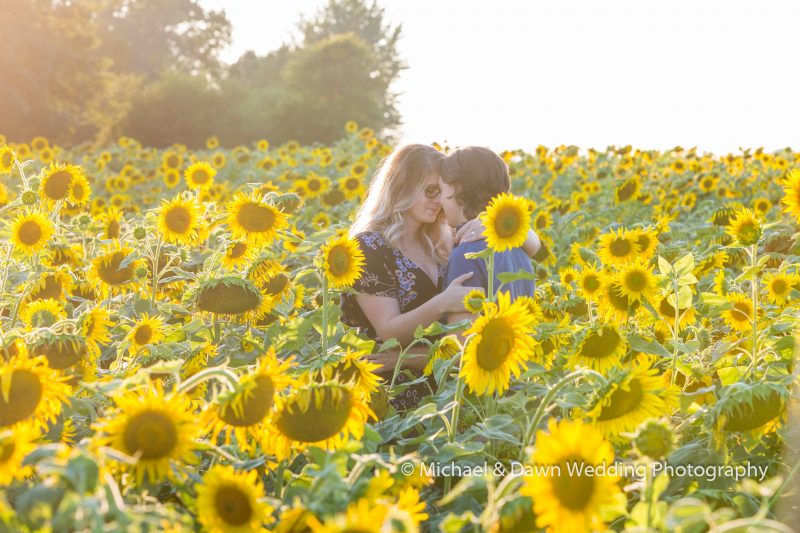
[200, 0, 798, 155]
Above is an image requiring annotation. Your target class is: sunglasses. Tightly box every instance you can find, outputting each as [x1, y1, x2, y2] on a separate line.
[424, 184, 442, 199]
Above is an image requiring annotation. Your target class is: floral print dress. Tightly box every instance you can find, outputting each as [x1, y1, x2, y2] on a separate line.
[340, 231, 443, 412]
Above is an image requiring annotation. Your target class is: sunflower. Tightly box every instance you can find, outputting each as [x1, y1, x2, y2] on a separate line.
[0, 146, 16, 173]
[763, 271, 798, 306]
[597, 228, 640, 266]
[345, 120, 359, 133]
[93, 384, 198, 485]
[460, 291, 537, 396]
[80, 306, 113, 349]
[423, 335, 462, 376]
[0, 354, 71, 432]
[307, 498, 389, 533]
[312, 212, 331, 229]
[162, 150, 183, 171]
[126, 313, 166, 355]
[0, 424, 39, 485]
[726, 208, 762, 247]
[302, 174, 330, 199]
[157, 196, 203, 245]
[226, 192, 288, 245]
[577, 266, 604, 301]
[722, 293, 754, 332]
[192, 276, 273, 322]
[39, 162, 91, 206]
[480, 193, 531, 251]
[463, 289, 486, 313]
[780, 169, 800, 222]
[164, 169, 181, 188]
[20, 298, 65, 329]
[87, 242, 143, 297]
[23, 268, 73, 305]
[9, 209, 55, 256]
[316, 350, 382, 399]
[629, 227, 659, 261]
[596, 279, 641, 325]
[613, 261, 658, 305]
[614, 177, 640, 203]
[205, 351, 295, 454]
[222, 241, 259, 270]
[569, 324, 627, 373]
[339, 176, 365, 200]
[711, 382, 787, 438]
[269, 380, 376, 460]
[184, 161, 216, 190]
[584, 364, 675, 438]
[320, 234, 365, 289]
[520, 418, 622, 533]
[98, 207, 123, 240]
[558, 267, 579, 288]
[753, 197, 771, 216]
[196, 464, 273, 533]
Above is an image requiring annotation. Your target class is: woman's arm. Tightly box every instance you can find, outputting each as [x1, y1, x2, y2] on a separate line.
[356, 271, 475, 345]
[521, 228, 542, 258]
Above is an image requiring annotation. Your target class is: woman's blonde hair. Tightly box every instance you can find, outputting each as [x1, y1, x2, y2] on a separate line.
[350, 144, 450, 265]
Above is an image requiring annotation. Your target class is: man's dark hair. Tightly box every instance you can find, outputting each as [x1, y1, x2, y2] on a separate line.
[438, 146, 510, 220]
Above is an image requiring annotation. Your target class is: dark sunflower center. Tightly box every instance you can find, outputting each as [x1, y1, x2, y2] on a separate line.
[107, 220, 120, 239]
[307, 180, 321, 191]
[192, 169, 210, 184]
[195, 281, 261, 315]
[134, 325, 153, 345]
[18, 220, 43, 245]
[494, 207, 521, 238]
[732, 301, 752, 320]
[608, 283, 638, 312]
[636, 235, 651, 251]
[98, 252, 134, 285]
[167, 155, 179, 168]
[609, 238, 631, 257]
[214, 485, 253, 526]
[0, 369, 43, 427]
[624, 271, 647, 293]
[0, 440, 16, 462]
[579, 327, 622, 360]
[229, 242, 247, 259]
[237, 203, 275, 233]
[583, 275, 601, 292]
[535, 215, 547, 229]
[597, 378, 643, 420]
[346, 178, 359, 189]
[1, 152, 12, 167]
[265, 274, 289, 296]
[552, 457, 596, 511]
[475, 318, 515, 371]
[32, 337, 84, 370]
[45, 170, 72, 199]
[123, 410, 178, 460]
[618, 181, 636, 200]
[328, 246, 352, 277]
[165, 206, 191, 234]
[275, 387, 353, 443]
[772, 279, 788, 295]
[219, 376, 275, 427]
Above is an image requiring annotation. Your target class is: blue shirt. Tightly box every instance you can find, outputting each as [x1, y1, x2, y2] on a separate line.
[445, 238, 536, 301]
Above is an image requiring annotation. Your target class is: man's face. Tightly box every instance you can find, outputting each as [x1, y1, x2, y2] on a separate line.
[439, 177, 467, 227]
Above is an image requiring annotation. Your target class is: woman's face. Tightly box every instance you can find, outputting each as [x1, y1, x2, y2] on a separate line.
[405, 172, 442, 226]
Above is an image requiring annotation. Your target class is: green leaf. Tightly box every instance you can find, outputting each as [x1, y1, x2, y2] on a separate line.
[700, 292, 726, 307]
[627, 334, 672, 358]
[678, 272, 698, 285]
[677, 285, 693, 308]
[497, 269, 538, 283]
[658, 256, 674, 276]
[674, 253, 695, 276]
[464, 248, 494, 261]
[717, 366, 746, 386]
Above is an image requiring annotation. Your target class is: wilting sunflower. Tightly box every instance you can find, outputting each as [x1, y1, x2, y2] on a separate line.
[184, 161, 216, 190]
[710, 382, 788, 438]
[126, 313, 166, 355]
[613, 261, 658, 305]
[88, 242, 144, 297]
[460, 291, 537, 396]
[38, 162, 91, 206]
[780, 169, 800, 222]
[205, 351, 295, 454]
[196, 464, 273, 533]
[269, 381, 376, 460]
[80, 306, 113, 356]
[0, 354, 71, 432]
[20, 298, 65, 329]
[93, 384, 198, 485]
[722, 292, 755, 332]
[320, 234, 365, 289]
[480, 193, 531, 251]
[584, 364, 675, 438]
[726, 208, 762, 247]
[22, 268, 72, 305]
[520, 418, 622, 533]
[316, 350, 382, 399]
[157, 196, 203, 245]
[0, 424, 39, 485]
[226, 192, 288, 245]
[9, 209, 55, 256]
[569, 324, 627, 373]
[597, 228, 640, 266]
[763, 271, 798, 306]
[192, 276, 273, 322]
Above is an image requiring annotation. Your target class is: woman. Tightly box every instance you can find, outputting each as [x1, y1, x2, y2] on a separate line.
[341, 144, 474, 411]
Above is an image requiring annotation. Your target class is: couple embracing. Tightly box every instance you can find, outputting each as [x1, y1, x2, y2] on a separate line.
[340, 144, 542, 411]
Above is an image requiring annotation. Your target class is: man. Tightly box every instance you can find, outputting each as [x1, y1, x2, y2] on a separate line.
[438, 146, 539, 324]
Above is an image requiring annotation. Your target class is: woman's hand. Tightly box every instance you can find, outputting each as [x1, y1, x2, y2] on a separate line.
[456, 218, 486, 244]
[437, 272, 480, 313]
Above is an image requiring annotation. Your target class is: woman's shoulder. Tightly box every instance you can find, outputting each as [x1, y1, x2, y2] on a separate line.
[353, 230, 387, 250]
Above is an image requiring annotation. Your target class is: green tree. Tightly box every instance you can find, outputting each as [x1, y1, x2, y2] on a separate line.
[299, 0, 404, 130]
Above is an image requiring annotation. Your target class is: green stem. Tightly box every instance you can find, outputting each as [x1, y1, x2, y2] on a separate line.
[321, 273, 329, 357]
[670, 276, 680, 386]
[177, 366, 239, 394]
[750, 244, 759, 375]
[274, 459, 287, 499]
[487, 251, 496, 301]
[0, 244, 13, 297]
[518, 369, 608, 462]
[767, 455, 800, 511]
[151, 235, 162, 307]
[444, 349, 466, 495]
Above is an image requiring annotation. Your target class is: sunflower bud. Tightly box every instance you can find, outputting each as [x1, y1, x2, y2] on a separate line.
[133, 226, 147, 240]
[634, 419, 674, 459]
[21, 190, 37, 205]
[135, 265, 149, 279]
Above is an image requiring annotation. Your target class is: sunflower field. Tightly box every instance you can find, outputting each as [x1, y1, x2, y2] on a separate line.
[0, 127, 799, 532]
